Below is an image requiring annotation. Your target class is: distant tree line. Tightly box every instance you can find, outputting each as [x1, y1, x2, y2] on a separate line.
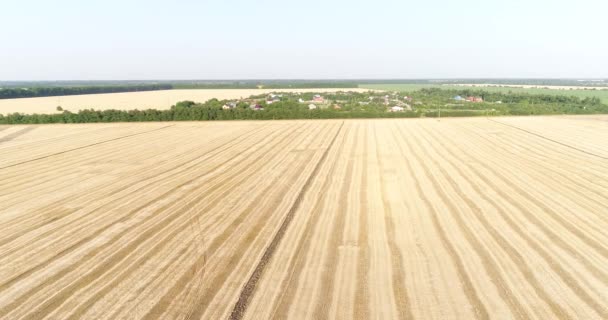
[0, 84, 173, 99]
[0, 99, 420, 124]
[0, 82, 358, 100]
[1, 89, 607, 124]
[172, 81, 356, 89]
[412, 88, 607, 115]
[0, 107, 448, 124]
[362, 79, 607, 87]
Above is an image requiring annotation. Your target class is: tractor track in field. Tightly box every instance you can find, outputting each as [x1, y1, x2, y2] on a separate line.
[229, 121, 345, 320]
[488, 118, 608, 160]
[0, 124, 175, 170]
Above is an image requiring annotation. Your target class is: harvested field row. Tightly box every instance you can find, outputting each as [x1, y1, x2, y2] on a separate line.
[0, 116, 607, 319]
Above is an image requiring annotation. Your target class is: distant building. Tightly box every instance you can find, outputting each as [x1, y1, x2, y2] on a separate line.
[453, 95, 464, 101]
[308, 104, 317, 110]
[266, 94, 281, 104]
[312, 95, 324, 103]
[390, 106, 405, 112]
[222, 104, 231, 110]
[466, 96, 483, 103]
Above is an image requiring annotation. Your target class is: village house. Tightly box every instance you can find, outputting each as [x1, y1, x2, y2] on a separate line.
[312, 95, 324, 103]
[266, 94, 281, 104]
[222, 101, 237, 110]
[390, 106, 405, 112]
[250, 103, 264, 110]
[308, 104, 317, 110]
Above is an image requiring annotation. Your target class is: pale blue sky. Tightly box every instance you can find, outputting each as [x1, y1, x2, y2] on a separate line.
[1, 0, 606, 80]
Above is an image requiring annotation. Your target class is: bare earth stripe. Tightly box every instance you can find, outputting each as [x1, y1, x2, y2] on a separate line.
[265, 124, 351, 319]
[229, 121, 345, 320]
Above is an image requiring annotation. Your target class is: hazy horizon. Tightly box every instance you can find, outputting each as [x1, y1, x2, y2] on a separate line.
[2, 78, 608, 85]
[2, 0, 607, 80]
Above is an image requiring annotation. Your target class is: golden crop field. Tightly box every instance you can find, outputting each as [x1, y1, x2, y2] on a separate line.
[0, 88, 369, 115]
[0, 116, 607, 319]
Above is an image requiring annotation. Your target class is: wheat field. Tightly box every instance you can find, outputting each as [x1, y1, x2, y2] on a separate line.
[0, 116, 607, 319]
[0, 88, 369, 114]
